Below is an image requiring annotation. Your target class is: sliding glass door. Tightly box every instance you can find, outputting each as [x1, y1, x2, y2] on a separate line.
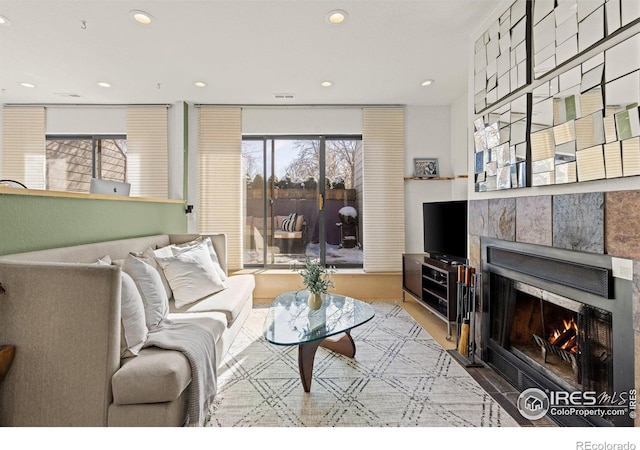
[324, 138, 363, 266]
[242, 135, 362, 268]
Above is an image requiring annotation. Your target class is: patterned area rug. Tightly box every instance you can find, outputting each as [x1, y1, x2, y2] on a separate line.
[206, 302, 519, 427]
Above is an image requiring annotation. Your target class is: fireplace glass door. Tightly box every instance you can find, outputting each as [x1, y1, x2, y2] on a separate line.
[489, 275, 613, 395]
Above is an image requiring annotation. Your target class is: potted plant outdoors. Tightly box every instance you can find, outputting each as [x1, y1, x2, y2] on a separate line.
[298, 258, 336, 310]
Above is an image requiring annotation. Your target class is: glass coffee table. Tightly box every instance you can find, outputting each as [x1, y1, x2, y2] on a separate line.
[263, 290, 375, 392]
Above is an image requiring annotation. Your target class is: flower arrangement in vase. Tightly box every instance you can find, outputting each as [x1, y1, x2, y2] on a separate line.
[298, 257, 335, 310]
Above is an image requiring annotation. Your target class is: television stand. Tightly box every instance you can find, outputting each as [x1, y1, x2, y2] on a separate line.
[402, 253, 458, 340]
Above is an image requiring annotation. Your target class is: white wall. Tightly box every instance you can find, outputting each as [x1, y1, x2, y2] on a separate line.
[404, 105, 459, 253]
[450, 94, 470, 200]
[242, 107, 363, 135]
[46, 106, 126, 135]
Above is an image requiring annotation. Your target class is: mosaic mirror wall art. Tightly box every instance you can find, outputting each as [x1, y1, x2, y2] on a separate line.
[474, 0, 529, 114]
[533, 0, 640, 79]
[472, 0, 639, 192]
[530, 32, 640, 186]
[474, 94, 530, 192]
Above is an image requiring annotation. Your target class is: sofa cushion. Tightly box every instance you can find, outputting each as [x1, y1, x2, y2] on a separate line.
[122, 253, 169, 329]
[167, 311, 228, 343]
[112, 311, 227, 405]
[155, 241, 226, 309]
[169, 274, 255, 327]
[274, 230, 303, 239]
[112, 348, 191, 405]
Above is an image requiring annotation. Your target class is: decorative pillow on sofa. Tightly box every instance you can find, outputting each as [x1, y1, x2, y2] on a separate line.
[96, 256, 148, 357]
[119, 271, 149, 357]
[168, 236, 227, 281]
[281, 213, 297, 232]
[155, 241, 227, 309]
[127, 247, 174, 300]
[98, 255, 112, 265]
[122, 253, 169, 329]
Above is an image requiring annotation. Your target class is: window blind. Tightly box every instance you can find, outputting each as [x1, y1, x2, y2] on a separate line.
[198, 107, 243, 271]
[126, 106, 168, 198]
[1, 106, 46, 189]
[362, 107, 406, 272]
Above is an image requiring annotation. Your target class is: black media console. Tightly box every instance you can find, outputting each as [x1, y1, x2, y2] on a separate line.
[401, 253, 461, 340]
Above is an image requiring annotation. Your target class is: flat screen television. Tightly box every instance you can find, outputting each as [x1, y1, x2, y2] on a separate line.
[423, 200, 468, 264]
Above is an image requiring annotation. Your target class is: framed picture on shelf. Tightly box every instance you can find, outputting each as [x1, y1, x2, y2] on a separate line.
[414, 157, 439, 178]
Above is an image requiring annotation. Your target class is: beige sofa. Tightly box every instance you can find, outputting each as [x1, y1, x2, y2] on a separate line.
[0, 233, 254, 427]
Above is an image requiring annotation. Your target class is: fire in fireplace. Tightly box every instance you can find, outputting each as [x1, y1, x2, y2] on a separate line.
[480, 238, 634, 427]
[533, 317, 579, 381]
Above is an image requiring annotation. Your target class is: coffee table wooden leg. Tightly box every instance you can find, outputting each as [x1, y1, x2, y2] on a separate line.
[298, 340, 323, 392]
[298, 332, 357, 392]
[321, 331, 356, 358]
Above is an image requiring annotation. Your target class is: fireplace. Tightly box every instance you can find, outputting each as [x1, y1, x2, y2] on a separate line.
[480, 238, 635, 427]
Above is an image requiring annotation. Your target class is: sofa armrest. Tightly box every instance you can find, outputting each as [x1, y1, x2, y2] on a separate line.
[0, 262, 121, 426]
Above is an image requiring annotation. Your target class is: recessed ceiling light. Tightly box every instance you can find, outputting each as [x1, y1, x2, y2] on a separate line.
[19, 82, 35, 88]
[326, 9, 348, 24]
[129, 10, 153, 25]
[421, 79, 435, 86]
[0, 15, 11, 26]
[321, 80, 334, 88]
[194, 81, 207, 88]
[97, 81, 111, 88]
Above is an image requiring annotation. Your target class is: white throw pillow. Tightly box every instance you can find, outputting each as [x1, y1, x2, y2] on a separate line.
[170, 236, 227, 281]
[119, 271, 149, 357]
[98, 255, 112, 265]
[96, 257, 148, 357]
[127, 247, 173, 300]
[122, 253, 169, 329]
[155, 241, 226, 309]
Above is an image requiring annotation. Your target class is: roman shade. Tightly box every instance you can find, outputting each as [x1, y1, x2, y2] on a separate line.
[198, 107, 243, 271]
[1, 106, 46, 189]
[362, 107, 406, 272]
[126, 106, 168, 198]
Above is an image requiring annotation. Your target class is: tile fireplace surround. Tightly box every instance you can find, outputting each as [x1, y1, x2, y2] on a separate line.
[468, 190, 640, 426]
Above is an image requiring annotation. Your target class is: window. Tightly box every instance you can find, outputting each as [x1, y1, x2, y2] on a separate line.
[45, 135, 127, 193]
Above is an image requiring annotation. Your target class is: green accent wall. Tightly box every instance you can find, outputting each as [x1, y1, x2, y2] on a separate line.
[0, 193, 188, 255]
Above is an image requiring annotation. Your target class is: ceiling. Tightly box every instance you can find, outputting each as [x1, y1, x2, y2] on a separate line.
[0, 0, 506, 107]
